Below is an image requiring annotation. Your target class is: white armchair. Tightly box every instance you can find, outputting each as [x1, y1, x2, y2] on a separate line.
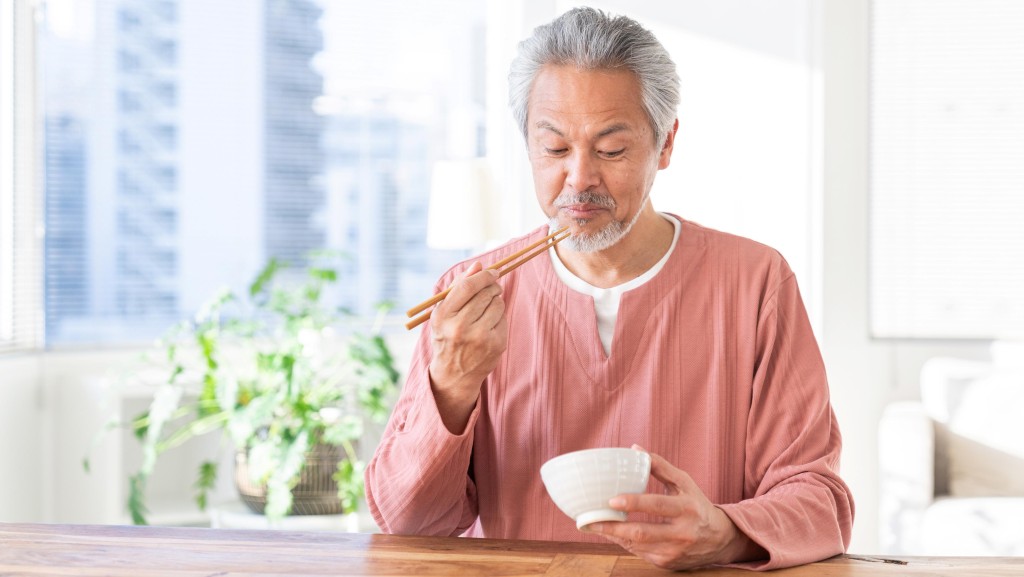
[879, 350, 1024, 555]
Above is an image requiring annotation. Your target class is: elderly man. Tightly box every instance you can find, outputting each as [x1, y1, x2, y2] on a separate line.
[365, 6, 853, 571]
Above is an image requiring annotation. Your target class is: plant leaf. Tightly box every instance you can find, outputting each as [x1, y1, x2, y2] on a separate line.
[156, 411, 229, 453]
[227, 393, 278, 448]
[333, 459, 365, 515]
[264, 477, 294, 521]
[194, 461, 218, 511]
[246, 441, 275, 486]
[140, 385, 184, 475]
[128, 473, 149, 525]
[263, 429, 311, 521]
[321, 415, 363, 445]
[132, 411, 150, 441]
[307, 267, 337, 283]
[249, 258, 281, 298]
[167, 364, 185, 386]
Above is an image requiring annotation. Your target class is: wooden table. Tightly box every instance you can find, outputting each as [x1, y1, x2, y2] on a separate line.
[2, 523, 1023, 576]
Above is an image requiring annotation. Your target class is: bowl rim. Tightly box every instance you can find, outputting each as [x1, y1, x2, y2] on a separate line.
[539, 447, 649, 477]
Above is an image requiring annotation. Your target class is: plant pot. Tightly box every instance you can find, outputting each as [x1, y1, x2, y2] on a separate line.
[234, 442, 348, 516]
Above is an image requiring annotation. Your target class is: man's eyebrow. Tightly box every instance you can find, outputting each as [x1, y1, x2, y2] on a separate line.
[534, 120, 564, 136]
[596, 123, 630, 138]
[533, 121, 633, 139]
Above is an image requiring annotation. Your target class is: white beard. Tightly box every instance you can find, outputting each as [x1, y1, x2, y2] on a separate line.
[549, 190, 649, 253]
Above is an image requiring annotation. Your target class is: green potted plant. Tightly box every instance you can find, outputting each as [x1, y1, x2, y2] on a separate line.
[87, 254, 400, 524]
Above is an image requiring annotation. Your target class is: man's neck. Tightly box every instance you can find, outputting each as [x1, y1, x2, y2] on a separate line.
[554, 209, 675, 289]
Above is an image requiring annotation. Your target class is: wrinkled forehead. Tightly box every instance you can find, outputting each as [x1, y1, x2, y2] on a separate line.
[526, 65, 651, 139]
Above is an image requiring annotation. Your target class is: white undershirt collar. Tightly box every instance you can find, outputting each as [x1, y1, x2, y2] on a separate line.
[549, 214, 681, 356]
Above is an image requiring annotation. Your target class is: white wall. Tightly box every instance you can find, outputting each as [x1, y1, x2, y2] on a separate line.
[0, 348, 161, 524]
[0, 354, 42, 522]
[582, 0, 820, 319]
[820, 0, 992, 554]
[820, 0, 885, 552]
[37, 347, 171, 524]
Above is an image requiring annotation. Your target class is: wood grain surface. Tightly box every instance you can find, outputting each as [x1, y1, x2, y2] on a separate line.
[2, 523, 1022, 576]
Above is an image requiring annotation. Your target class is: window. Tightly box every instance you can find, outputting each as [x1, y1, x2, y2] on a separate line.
[870, 0, 1024, 338]
[118, 89, 141, 113]
[118, 10, 140, 33]
[0, 0, 43, 353]
[39, 0, 485, 345]
[155, 125, 176, 148]
[155, 40, 176, 67]
[154, 83, 175, 107]
[117, 49, 141, 72]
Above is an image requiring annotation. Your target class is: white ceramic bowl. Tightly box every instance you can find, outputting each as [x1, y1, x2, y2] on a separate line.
[540, 447, 651, 529]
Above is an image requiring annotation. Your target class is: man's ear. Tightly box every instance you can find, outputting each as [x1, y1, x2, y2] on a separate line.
[658, 118, 679, 170]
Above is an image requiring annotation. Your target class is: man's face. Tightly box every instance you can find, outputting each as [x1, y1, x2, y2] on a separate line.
[526, 64, 675, 252]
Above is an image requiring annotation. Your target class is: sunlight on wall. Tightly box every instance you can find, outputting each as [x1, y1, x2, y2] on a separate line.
[651, 29, 814, 298]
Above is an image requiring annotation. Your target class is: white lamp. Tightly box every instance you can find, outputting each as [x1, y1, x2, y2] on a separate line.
[426, 158, 498, 251]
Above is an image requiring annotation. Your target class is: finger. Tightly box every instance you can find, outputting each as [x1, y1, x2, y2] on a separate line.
[451, 284, 503, 326]
[474, 291, 507, 330]
[435, 262, 482, 317]
[629, 444, 686, 489]
[492, 315, 509, 342]
[589, 529, 631, 551]
[458, 260, 483, 282]
[437, 264, 500, 316]
[609, 493, 686, 518]
[588, 521, 679, 551]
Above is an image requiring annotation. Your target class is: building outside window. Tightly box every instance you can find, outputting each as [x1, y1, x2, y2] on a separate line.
[39, 0, 486, 345]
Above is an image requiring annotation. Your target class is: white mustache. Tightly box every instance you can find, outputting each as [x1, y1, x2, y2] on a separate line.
[553, 191, 616, 209]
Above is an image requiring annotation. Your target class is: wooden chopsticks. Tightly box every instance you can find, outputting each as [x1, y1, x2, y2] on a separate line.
[405, 226, 570, 330]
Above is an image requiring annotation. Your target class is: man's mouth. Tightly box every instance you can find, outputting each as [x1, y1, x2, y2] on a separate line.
[559, 204, 607, 219]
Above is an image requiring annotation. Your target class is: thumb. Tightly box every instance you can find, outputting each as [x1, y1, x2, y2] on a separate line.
[640, 449, 694, 496]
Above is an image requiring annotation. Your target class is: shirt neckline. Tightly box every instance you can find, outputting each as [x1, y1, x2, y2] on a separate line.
[548, 213, 681, 297]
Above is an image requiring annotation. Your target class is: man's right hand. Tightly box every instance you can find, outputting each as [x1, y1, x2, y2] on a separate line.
[427, 261, 508, 434]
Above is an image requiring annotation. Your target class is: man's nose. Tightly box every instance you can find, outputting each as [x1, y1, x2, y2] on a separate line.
[564, 151, 600, 192]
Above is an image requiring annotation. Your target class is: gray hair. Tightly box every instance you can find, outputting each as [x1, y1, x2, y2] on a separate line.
[508, 7, 680, 147]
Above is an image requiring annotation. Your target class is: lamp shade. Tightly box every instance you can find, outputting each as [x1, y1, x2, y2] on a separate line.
[426, 158, 497, 250]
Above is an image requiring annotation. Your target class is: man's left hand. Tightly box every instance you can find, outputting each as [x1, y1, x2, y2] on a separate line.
[585, 445, 766, 571]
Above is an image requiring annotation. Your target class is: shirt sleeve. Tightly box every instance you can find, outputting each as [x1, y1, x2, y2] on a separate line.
[363, 299, 482, 536]
[716, 266, 855, 570]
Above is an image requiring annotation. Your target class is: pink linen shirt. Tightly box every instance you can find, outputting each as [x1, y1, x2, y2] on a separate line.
[365, 216, 854, 570]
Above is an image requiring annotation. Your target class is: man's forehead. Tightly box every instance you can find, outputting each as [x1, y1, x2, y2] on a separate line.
[532, 119, 633, 139]
[526, 65, 648, 138]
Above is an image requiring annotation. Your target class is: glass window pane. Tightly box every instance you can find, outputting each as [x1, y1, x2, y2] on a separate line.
[41, 0, 485, 345]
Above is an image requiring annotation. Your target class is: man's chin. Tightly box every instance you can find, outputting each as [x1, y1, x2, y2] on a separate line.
[550, 216, 603, 234]
[566, 227, 628, 253]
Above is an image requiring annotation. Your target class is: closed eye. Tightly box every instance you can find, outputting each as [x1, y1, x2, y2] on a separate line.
[545, 148, 568, 155]
[600, 149, 625, 158]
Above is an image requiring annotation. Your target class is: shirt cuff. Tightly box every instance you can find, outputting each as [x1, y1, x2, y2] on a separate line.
[715, 502, 775, 570]
[403, 368, 483, 448]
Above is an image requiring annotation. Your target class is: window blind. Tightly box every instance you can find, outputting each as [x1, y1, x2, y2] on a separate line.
[870, 0, 1024, 339]
[0, 0, 44, 354]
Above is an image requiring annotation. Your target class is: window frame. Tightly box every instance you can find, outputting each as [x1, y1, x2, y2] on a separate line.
[0, 0, 44, 354]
